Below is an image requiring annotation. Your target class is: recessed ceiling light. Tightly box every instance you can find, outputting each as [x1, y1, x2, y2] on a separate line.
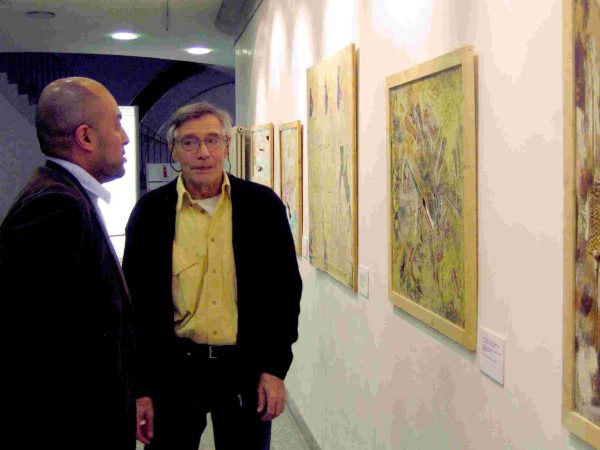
[26, 11, 55, 19]
[185, 47, 212, 55]
[111, 32, 140, 41]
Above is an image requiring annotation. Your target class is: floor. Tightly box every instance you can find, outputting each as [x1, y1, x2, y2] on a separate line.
[135, 405, 313, 450]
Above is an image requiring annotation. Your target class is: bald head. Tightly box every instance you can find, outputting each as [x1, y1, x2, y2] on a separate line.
[35, 77, 112, 157]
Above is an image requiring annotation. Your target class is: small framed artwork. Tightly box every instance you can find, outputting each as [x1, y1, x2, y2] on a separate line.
[387, 46, 478, 350]
[562, 0, 600, 446]
[279, 120, 303, 256]
[251, 123, 274, 188]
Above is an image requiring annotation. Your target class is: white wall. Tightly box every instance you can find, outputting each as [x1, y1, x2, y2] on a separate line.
[236, 1, 593, 449]
[0, 92, 43, 221]
[98, 106, 139, 261]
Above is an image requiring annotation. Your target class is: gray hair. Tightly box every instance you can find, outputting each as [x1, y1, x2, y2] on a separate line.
[166, 102, 233, 149]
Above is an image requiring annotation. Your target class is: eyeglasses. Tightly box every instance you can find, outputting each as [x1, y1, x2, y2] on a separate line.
[177, 135, 228, 152]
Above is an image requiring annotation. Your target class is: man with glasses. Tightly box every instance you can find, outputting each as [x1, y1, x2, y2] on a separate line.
[123, 102, 302, 449]
[0, 77, 135, 449]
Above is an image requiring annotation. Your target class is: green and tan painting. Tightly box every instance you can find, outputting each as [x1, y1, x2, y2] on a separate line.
[389, 65, 466, 327]
[280, 123, 302, 255]
[251, 126, 273, 188]
[573, 0, 600, 426]
[307, 44, 357, 290]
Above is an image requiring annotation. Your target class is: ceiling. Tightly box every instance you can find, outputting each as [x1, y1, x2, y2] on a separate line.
[0, 0, 255, 68]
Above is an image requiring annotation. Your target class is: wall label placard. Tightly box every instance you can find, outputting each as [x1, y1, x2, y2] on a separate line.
[479, 328, 505, 386]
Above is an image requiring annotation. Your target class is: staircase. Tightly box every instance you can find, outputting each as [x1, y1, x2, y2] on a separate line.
[0, 52, 74, 125]
[0, 52, 175, 197]
[0, 72, 35, 125]
[0, 53, 73, 104]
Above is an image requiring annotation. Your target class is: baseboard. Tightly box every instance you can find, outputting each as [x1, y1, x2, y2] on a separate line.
[286, 395, 322, 450]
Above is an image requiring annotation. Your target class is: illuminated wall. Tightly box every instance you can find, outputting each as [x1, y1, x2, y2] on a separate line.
[98, 106, 138, 260]
[236, 1, 573, 449]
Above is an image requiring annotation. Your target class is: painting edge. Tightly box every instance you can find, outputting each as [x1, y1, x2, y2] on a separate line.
[562, 0, 600, 446]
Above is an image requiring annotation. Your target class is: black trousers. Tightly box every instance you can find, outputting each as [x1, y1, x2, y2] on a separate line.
[146, 339, 271, 450]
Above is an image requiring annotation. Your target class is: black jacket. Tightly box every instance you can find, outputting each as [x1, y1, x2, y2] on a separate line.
[0, 161, 135, 450]
[122, 174, 302, 399]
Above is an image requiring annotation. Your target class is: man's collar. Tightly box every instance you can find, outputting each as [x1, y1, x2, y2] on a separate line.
[46, 156, 111, 203]
[176, 172, 231, 211]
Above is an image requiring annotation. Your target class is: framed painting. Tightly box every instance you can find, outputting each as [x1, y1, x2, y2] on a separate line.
[251, 123, 274, 188]
[386, 46, 477, 350]
[563, 0, 600, 446]
[279, 120, 303, 256]
[307, 43, 358, 291]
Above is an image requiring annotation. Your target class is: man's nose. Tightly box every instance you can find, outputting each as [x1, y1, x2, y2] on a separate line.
[196, 141, 210, 157]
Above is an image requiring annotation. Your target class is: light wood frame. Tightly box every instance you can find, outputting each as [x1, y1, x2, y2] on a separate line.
[306, 43, 358, 291]
[278, 120, 303, 256]
[386, 46, 478, 350]
[250, 123, 274, 188]
[562, 0, 600, 446]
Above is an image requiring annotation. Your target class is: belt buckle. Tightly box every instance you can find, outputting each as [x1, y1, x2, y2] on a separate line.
[208, 345, 217, 359]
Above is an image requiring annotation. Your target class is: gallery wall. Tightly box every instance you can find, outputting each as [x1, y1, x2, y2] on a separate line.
[235, 0, 589, 448]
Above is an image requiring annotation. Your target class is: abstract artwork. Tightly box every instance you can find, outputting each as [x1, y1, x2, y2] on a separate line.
[387, 46, 477, 350]
[307, 44, 357, 291]
[279, 121, 303, 256]
[251, 123, 274, 189]
[563, 0, 600, 446]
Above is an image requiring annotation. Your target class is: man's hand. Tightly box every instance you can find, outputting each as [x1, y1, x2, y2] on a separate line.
[256, 373, 286, 421]
[136, 396, 155, 444]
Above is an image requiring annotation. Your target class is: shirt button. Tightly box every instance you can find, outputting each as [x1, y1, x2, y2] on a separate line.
[212, 269, 216, 274]
[213, 331, 218, 335]
[211, 238, 215, 242]
[213, 301, 217, 305]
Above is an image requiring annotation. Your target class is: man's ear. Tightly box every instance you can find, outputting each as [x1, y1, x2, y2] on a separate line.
[169, 142, 180, 162]
[74, 124, 94, 152]
[224, 137, 230, 158]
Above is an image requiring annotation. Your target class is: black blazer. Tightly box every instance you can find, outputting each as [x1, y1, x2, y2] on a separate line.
[122, 174, 302, 399]
[0, 161, 135, 450]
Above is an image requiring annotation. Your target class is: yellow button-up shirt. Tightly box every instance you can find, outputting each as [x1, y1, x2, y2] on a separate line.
[172, 173, 238, 345]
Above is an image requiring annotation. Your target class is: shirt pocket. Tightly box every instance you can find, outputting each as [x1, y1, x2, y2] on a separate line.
[172, 243, 203, 315]
[172, 242, 200, 275]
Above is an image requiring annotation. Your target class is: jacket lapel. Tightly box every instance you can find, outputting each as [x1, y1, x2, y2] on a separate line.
[45, 161, 132, 305]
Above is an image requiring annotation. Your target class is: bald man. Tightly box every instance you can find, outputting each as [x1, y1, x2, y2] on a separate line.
[0, 77, 135, 450]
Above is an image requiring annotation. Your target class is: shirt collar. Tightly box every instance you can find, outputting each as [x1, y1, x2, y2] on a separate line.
[176, 172, 231, 212]
[47, 156, 111, 204]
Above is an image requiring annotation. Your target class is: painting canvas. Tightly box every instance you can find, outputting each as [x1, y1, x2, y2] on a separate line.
[387, 46, 477, 350]
[563, 0, 600, 446]
[307, 44, 357, 291]
[279, 121, 303, 256]
[251, 123, 274, 188]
